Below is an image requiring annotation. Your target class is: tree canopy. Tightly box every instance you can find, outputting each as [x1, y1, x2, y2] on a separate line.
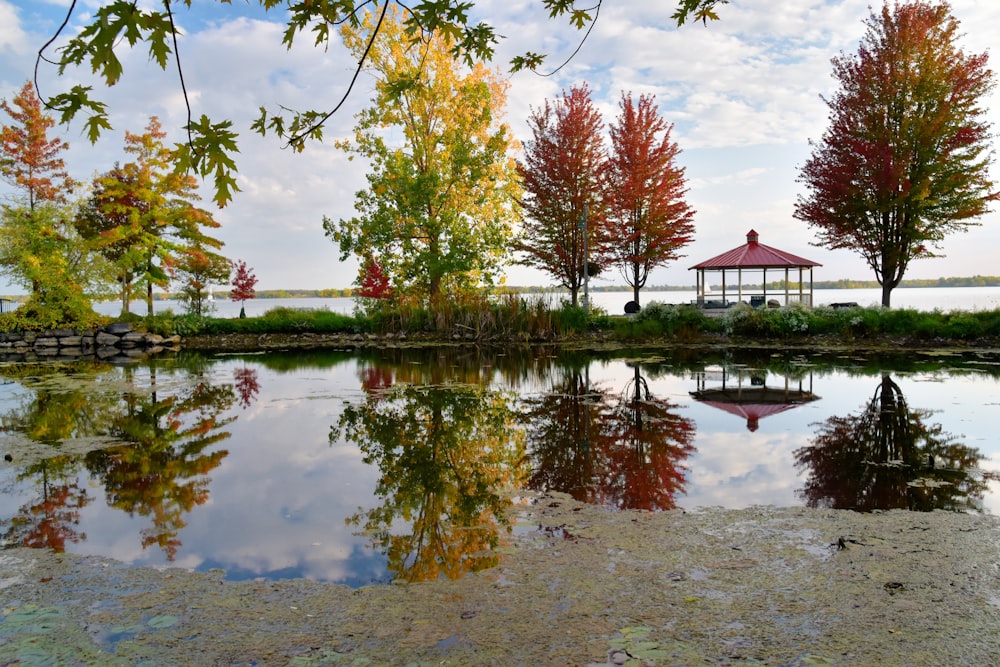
[34, 1, 726, 208]
[324, 5, 521, 304]
[1, 81, 105, 329]
[795, 1, 997, 307]
[77, 117, 224, 315]
[1, 82, 74, 211]
[518, 84, 607, 307]
[603, 92, 695, 307]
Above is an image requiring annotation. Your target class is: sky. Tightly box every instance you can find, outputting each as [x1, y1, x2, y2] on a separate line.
[1, 0, 999, 293]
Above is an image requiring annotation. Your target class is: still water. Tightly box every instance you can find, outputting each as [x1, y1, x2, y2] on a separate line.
[93, 285, 1000, 318]
[1, 347, 998, 586]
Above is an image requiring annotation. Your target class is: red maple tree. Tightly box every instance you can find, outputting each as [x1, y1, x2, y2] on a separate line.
[517, 84, 607, 307]
[795, 1, 997, 307]
[229, 259, 258, 318]
[603, 92, 695, 307]
[356, 256, 393, 300]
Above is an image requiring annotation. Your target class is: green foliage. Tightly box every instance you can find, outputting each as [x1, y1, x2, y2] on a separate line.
[550, 302, 591, 334]
[138, 307, 359, 337]
[38, 2, 726, 207]
[112, 299, 1000, 345]
[0, 292, 107, 333]
[640, 301, 717, 334]
[329, 8, 520, 302]
[364, 294, 561, 340]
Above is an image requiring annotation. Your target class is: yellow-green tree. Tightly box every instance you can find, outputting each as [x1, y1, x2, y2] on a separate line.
[332, 350, 528, 582]
[0, 82, 107, 330]
[77, 117, 224, 315]
[323, 4, 520, 305]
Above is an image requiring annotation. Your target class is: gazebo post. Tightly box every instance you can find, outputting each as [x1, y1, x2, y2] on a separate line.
[689, 230, 821, 310]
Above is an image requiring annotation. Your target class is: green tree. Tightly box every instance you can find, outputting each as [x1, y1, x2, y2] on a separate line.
[84, 117, 224, 316]
[324, 5, 520, 305]
[75, 163, 149, 312]
[0, 204, 108, 330]
[1, 82, 107, 329]
[36, 1, 724, 207]
[518, 84, 606, 307]
[795, 1, 997, 307]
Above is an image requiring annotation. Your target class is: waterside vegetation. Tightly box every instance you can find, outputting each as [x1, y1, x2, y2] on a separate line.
[81, 297, 1000, 349]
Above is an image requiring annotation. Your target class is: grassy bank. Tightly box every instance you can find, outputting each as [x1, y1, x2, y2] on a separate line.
[127, 298, 1000, 347]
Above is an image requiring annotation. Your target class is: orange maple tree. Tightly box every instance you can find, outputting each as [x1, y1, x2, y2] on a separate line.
[603, 92, 695, 307]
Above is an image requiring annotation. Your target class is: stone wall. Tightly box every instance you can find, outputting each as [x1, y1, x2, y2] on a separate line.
[0, 322, 180, 363]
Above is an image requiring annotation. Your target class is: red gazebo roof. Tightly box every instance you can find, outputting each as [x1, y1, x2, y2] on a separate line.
[690, 229, 821, 270]
[698, 401, 800, 432]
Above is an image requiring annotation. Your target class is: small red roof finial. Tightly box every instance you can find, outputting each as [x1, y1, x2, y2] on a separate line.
[746, 229, 759, 245]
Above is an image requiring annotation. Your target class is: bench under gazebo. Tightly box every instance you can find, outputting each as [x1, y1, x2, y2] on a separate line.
[690, 229, 821, 309]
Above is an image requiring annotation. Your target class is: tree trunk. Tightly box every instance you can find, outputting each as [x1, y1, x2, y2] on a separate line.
[632, 261, 641, 307]
[881, 281, 893, 308]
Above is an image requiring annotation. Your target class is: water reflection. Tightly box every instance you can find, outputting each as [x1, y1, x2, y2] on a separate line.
[1, 348, 999, 585]
[795, 374, 999, 512]
[331, 353, 528, 582]
[690, 366, 819, 432]
[523, 360, 695, 510]
[1, 357, 236, 560]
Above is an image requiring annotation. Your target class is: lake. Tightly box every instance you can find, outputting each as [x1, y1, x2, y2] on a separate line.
[90, 285, 1000, 319]
[1, 347, 997, 587]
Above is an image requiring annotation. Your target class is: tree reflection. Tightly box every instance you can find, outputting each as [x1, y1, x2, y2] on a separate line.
[1, 457, 89, 551]
[795, 374, 997, 512]
[333, 357, 527, 583]
[524, 363, 695, 510]
[522, 363, 609, 504]
[600, 365, 696, 510]
[233, 366, 260, 409]
[0, 363, 116, 551]
[85, 364, 235, 560]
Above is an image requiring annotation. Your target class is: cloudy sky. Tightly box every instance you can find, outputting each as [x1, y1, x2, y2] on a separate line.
[1, 0, 998, 293]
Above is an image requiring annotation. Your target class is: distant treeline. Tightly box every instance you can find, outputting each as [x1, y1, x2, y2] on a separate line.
[252, 275, 1000, 298]
[4, 276, 999, 303]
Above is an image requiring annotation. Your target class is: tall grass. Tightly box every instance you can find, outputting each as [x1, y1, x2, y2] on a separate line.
[135, 298, 1000, 344]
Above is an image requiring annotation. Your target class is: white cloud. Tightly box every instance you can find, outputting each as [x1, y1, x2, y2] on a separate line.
[2, 0, 999, 292]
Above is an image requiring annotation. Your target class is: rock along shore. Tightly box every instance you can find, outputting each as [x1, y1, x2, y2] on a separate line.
[0, 323, 180, 364]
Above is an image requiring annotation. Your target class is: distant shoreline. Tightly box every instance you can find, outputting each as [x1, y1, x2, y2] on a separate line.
[4, 276, 1000, 302]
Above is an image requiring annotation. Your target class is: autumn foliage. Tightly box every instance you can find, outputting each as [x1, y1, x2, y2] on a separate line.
[355, 256, 393, 300]
[796, 1, 997, 307]
[230, 259, 258, 318]
[518, 86, 694, 308]
[603, 93, 695, 306]
[518, 84, 607, 307]
[0, 81, 74, 210]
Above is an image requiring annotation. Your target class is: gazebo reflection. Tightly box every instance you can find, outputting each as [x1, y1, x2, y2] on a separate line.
[690, 366, 819, 431]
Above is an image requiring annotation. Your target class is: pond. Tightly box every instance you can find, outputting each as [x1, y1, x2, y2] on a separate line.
[2, 346, 998, 587]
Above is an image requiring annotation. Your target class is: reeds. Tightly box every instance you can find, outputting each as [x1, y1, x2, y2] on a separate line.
[136, 298, 1000, 344]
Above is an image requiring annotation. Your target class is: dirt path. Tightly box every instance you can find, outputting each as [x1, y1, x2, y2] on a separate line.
[3, 494, 999, 666]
